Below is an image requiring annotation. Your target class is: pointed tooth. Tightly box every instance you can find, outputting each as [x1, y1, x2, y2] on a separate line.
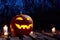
[21, 25, 27, 29]
[26, 26, 30, 29]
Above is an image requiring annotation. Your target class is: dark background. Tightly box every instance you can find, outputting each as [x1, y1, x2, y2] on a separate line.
[0, 0, 60, 32]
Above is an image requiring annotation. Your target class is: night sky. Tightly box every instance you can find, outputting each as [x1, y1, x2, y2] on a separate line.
[0, 0, 60, 31]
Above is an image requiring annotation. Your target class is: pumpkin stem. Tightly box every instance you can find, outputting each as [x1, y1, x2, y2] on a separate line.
[20, 11, 22, 15]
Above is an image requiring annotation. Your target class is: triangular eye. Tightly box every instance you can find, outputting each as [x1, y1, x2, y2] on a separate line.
[16, 17, 23, 20]
[26, 17, 31, 20]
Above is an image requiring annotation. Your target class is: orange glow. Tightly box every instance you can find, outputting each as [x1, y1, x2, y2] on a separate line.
[4, 32, 8, 36]
[21, 25, 27, 29]
[27, 17, 31, 20]
[15, 23, 32, 29]
[29, 24, 33, 27]
[52, 27, 56, 33]
[10, 25, 14, 32]
[15, 24, 21, 29]
[16, 17, 23, 20]
[11, 28, 14, 32]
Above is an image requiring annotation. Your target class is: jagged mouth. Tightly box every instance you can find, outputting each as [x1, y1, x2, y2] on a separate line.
[15, 23, 33, 29]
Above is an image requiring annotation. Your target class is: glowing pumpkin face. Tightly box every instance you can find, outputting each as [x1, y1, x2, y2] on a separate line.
[10, 14, 33, 36]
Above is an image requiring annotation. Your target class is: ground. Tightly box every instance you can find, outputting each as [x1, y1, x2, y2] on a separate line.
[0, 31, 59, 40]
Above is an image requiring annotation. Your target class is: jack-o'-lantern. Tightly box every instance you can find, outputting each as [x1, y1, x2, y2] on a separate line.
[10, 14, 33, 36]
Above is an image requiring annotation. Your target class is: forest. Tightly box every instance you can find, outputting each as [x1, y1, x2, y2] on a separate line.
[0, 0, 60, 31]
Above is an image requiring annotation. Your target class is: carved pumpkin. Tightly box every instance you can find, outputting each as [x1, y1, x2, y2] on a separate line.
[10, 14, 33, 36]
